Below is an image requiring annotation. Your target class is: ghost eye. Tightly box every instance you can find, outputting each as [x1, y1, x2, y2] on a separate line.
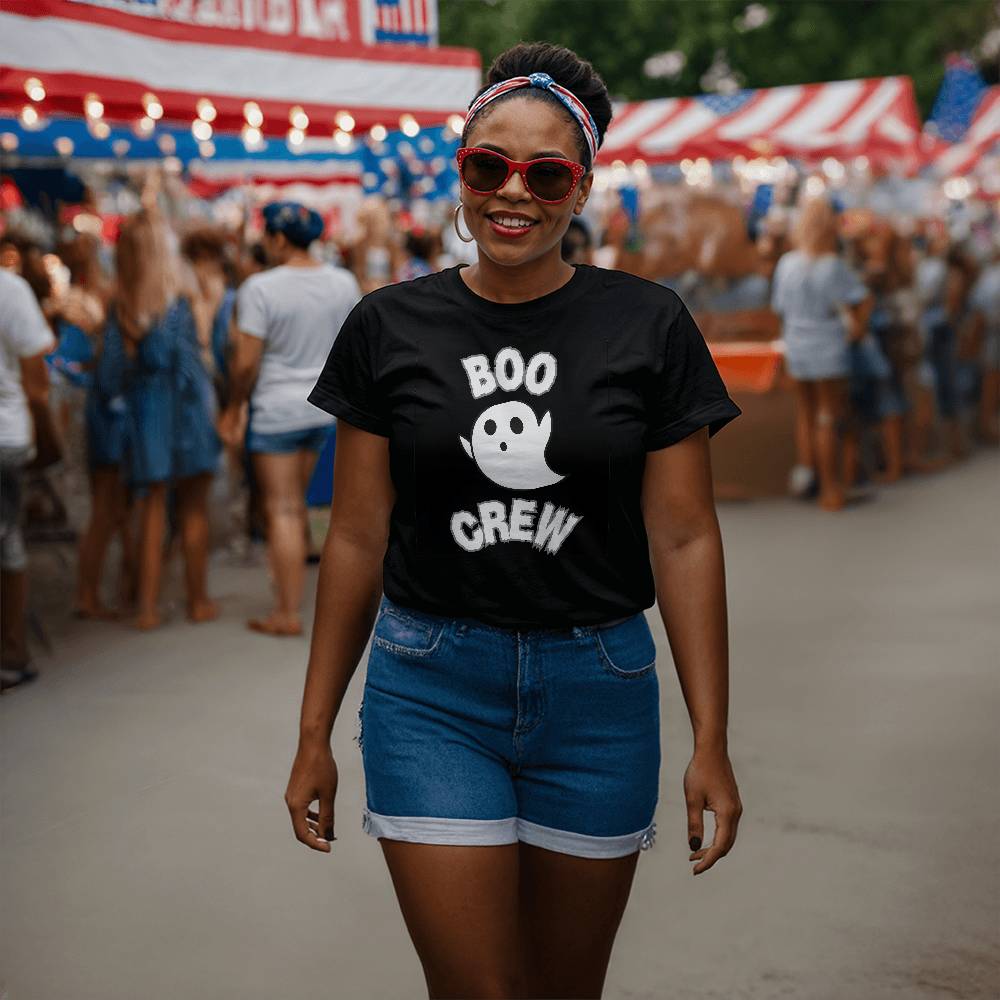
[509, 417, 524, 434]
[484, 419, 497, 435]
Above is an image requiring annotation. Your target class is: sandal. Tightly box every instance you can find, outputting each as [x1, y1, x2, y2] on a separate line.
[1, 663, 39, 693]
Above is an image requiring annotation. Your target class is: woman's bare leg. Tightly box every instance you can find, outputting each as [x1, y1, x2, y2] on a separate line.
[905, 385, 946, 472]
[251, 451, 307, 633]
[135, 482, 167, 630]
[75, 466, 124, 618]
[978, 367, 1000, 443]
[117, 490, 137, 612]
[841, 425, 860, 491]
[793, 379, 817, 470]
[297, 447, 322, 560]
[1, 569, 29, 665]
[874, 414, 904, 483]
[176, 472, 217, 622]
[379, 840, 523, 999]
[814, 378, 848, 511]
[518, 842, 641, 999]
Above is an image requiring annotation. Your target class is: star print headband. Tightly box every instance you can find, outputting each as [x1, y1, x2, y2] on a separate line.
[463, 72, 600, 166]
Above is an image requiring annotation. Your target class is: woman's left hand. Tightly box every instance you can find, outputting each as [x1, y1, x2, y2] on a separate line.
[684, 746, 743, 875]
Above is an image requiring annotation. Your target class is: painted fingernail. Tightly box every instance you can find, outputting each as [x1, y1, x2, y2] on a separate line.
[689, 836, 701, 851]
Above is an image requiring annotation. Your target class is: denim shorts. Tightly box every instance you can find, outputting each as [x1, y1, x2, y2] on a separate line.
[245, 423, 333, 454]
[356, 596, 661, 859]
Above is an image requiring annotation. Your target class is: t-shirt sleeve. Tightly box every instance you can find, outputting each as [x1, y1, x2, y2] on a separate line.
[645, 302, 742, 451]
[833, 258, 867, 306]
[307, 298, 389, 437]
[235, 277, 268, 340]
[2, 276, 55, 357]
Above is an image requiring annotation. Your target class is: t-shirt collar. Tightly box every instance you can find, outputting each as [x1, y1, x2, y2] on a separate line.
[448, 263, 592, 317]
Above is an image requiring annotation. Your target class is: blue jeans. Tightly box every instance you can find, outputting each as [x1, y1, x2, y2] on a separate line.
[245, 423, 333, 454]
[357, 596, 661, 858]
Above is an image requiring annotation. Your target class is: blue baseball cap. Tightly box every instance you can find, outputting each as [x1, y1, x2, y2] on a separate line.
[262, 201, 324, 248]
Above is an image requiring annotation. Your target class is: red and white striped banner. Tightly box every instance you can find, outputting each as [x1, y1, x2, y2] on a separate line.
[0, 0, 478, 138]
[599, 77, 921, 167]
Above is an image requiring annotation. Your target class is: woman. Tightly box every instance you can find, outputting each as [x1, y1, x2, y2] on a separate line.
[394, 228, 439, 283]
[180, 224, 237, 405]
[109, 199, 220, 629]
[46, 234, 134, 618]
[286, 43, 744, 999]
[219, 201, 361, 636]
[771, 197, 871, 511]
[912, 223, 968, 464]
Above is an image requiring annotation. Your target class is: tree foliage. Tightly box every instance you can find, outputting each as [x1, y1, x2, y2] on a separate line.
[439, 0, 996, 116]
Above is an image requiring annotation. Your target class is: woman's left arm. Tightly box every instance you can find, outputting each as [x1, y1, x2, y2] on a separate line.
[641, 426, 743, 875]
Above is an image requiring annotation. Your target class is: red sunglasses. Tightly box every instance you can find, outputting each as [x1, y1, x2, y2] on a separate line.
[456, 147, 587, 204]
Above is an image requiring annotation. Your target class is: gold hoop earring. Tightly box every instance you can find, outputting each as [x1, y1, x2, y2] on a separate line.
[453, 204, 475, 244]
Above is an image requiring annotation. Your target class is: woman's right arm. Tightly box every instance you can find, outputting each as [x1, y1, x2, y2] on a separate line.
[285, 421, 394, 853]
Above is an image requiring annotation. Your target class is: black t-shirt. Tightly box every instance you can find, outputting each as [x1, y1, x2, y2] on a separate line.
[308, 263, 741, 628]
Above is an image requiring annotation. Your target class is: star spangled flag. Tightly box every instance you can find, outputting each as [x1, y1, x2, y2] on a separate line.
[927, 53, 987, 142]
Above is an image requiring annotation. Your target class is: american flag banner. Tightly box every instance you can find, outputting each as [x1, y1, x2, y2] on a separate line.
[926, 53, 987, 143]
[0, 0, 472, 139]
[599, 77, 921, 167]
[928, 87, 1000, 177]
[361, 0, 438, 46]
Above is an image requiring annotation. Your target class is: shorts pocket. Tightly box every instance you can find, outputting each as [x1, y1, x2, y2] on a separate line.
[372, 605, 447, 658]
[595, 613, 656, 678]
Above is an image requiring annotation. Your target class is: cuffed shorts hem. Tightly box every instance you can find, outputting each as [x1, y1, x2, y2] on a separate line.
[361, 808, 657, 859]
[246, 423, 333, 455]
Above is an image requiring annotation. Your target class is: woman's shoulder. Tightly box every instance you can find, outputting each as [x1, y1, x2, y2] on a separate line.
[577, 262, 678, 300]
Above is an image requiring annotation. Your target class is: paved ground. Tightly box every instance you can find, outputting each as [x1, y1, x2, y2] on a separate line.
[2, 451, 998, 1000]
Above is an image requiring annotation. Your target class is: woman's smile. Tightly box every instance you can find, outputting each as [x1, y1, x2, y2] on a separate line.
[485, 210, 540, 239]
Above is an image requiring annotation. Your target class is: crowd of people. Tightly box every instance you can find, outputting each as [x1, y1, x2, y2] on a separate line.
[0, 170, 997, 691]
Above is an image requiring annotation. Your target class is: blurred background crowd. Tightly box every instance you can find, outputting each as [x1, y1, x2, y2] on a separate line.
[1, 0, 998, 692]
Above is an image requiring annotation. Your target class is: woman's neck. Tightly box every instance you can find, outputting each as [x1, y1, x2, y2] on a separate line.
[462, 247, 575, 304]
[284, 248, 320, 268]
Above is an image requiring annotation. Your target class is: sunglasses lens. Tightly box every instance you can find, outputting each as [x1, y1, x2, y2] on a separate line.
[525, 161, 575, 201]
[461, 151, 509, 192]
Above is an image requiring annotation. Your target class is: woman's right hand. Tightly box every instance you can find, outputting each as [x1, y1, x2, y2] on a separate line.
[217, 403, 247, 447]
[285, 739, 339, 853]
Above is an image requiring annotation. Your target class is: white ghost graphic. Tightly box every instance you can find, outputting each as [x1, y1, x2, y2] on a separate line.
[460, 400, 564, 490]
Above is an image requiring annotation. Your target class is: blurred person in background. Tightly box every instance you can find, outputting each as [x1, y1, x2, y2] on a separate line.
[842, 217, 904, 487]
[109, 182, 221, 630]
[1, 233, 70, 531]
[43, 234, 134, 619]
[77, 286, 133, 619]
[219, 201, 360, 637]
[394, 226, 438, 283]
[561, 216, 592, 264]
[968, 239, 1000, 445]
[181, 225, 237, 405]
[771, 196, 871, 511]
[912, 220, 967, 465]
[949, 245, 983, 452]
[0, 266, 56, 691]
[0, 232, 52, 305]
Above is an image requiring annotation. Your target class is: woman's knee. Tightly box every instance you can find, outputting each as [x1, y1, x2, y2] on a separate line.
[263, 492, 305, 520]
